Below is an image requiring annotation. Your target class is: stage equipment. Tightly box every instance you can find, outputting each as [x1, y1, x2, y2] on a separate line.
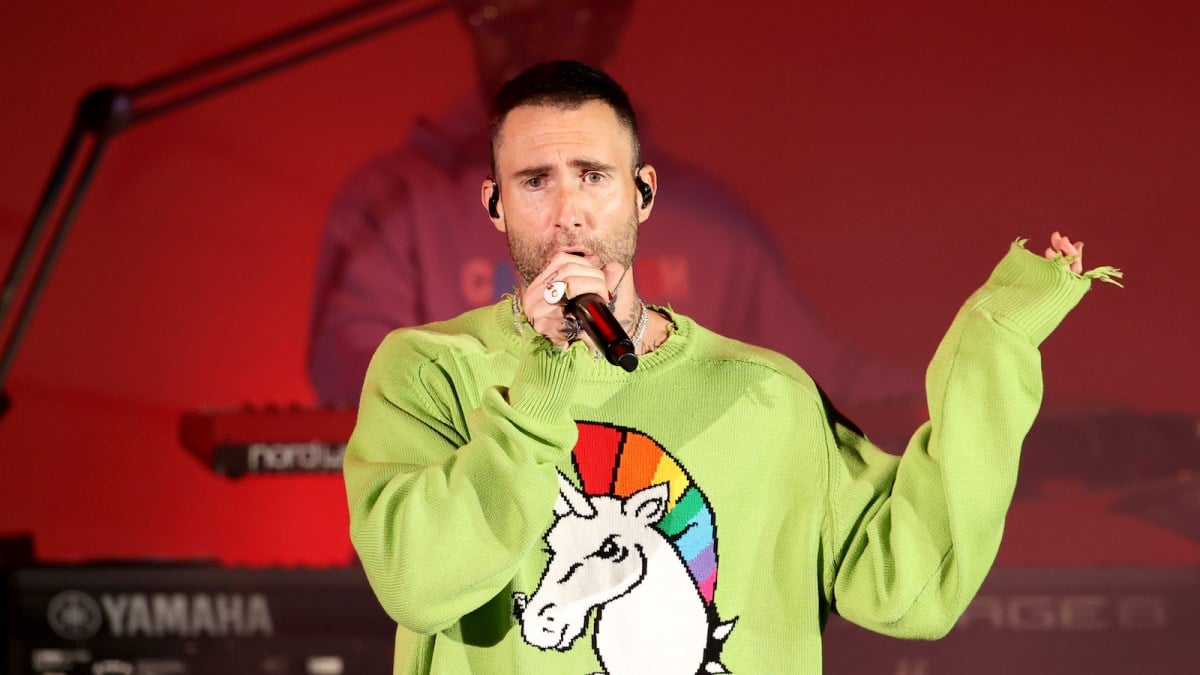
[180, 406, 356, 478]
[0, 0, 458, 420]
[4, 560, 394, 674]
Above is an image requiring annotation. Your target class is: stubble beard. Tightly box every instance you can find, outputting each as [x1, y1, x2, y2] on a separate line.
[506, 207, 640, 288]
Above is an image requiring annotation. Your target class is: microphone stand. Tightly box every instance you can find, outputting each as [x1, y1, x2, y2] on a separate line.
[0, 0, 457, 419]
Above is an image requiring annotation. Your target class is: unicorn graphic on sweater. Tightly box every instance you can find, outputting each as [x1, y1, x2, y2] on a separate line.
[512, 423, 737, 674]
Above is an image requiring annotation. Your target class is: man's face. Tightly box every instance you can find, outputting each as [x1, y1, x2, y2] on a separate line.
[490, 101, 645, 286]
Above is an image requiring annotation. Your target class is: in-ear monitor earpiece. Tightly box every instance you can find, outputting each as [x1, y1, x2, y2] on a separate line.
[487, 179, 501, 218]
[634, 164, 653, 208]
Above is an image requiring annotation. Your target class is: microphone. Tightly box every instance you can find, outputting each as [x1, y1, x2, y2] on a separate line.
[564, 293, 638, 372]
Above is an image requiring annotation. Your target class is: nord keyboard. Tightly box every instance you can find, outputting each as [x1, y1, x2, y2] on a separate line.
[179, 406, 356, 478]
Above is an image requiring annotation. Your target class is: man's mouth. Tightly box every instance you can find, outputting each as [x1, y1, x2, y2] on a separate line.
[558, 247, 598, 265]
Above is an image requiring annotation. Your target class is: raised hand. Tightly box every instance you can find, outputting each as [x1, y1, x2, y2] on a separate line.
[1045, 231, 1083, 274]
[520, 252, 625, 349]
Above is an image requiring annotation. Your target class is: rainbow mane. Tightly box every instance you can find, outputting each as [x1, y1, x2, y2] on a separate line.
[572, 422, 718, 605]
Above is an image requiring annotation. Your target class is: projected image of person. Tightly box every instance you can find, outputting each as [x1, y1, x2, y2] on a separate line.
[308, 0, 915, 411]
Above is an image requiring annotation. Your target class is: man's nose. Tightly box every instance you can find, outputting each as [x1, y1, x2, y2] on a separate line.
[553, 184, 584, 228]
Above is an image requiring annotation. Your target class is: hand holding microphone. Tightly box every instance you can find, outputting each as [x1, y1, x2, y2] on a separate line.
[544, 282, 638, 372]
[522, 254, 638, 372]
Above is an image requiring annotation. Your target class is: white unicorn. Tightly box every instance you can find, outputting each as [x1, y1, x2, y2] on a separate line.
[512, 471, 736, 674]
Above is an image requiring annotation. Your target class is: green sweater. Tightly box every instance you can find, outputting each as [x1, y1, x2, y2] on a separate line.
[345, 241, 1117, 674]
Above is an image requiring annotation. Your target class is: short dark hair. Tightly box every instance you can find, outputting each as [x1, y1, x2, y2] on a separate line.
[489, 60, 640, 176]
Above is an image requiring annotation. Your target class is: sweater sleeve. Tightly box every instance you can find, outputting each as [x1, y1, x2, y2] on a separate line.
[344, 330, 580, 635]
[821, 240, 1120, 638]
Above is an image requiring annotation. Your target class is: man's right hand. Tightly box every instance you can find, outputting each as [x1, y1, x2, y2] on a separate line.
[520, 252, 625, 350]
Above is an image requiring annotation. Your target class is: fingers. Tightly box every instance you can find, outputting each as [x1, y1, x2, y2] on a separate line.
[520, 253, 616, 346]
[1046, 231, 1084, 274]
[539, 253, 612, 302]
[1057, 232, 1078, 256]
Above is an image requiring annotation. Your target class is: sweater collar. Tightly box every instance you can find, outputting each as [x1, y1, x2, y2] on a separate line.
[490, 297, 693, 381]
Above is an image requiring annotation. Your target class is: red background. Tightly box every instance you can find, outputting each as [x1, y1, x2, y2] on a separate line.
[0, 0, 1197, 568]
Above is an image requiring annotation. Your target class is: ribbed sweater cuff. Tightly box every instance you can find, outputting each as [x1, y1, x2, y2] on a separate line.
[969, 239, 1121, 345]
[506, 334, 579, 423]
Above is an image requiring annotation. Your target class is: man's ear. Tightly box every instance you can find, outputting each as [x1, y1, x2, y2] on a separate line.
[635, 163, 657, 223]
[481, 178, 505, 231]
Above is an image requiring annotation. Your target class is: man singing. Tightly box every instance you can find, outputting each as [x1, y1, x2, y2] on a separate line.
[344, 61, 1119, 674]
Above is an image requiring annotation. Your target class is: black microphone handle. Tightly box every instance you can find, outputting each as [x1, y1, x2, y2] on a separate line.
[563, 293, 639, 372]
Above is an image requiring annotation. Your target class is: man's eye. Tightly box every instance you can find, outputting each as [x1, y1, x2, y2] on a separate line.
[526, 176, 542, 188]
[584, 172, 605, 184]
